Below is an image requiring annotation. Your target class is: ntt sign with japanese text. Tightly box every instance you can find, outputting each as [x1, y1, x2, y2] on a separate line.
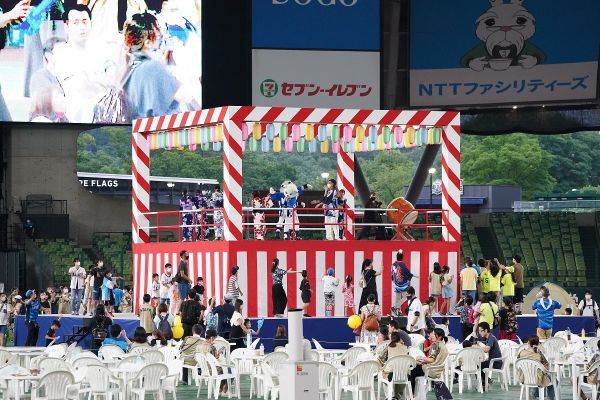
[410, 0, 600, 107]
[251, 0, 381, 108]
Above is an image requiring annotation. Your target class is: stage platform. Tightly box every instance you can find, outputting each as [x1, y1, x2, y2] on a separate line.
[252, 315, 597, 350]
[14, 314, 140, 348]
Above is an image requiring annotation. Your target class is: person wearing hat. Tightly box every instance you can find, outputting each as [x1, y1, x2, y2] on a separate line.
[226, 266, 243, 302]
[24, 289, 41, 346]
[212, 294, 235, 339]
[322, 268, 340, 317]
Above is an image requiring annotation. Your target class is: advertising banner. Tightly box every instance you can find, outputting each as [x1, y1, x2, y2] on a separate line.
[0, 0, 202, 124]
[252, 49, 380, 108]
[410, 0, 600, 107]
[252, 0, 380, 51]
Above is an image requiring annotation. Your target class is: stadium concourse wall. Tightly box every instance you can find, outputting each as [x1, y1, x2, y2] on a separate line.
[3, 124, 175, 246]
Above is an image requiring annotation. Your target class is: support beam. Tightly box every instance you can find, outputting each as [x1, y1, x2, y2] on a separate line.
[405, 144, 440, 206]
[353, 155, 371, 207]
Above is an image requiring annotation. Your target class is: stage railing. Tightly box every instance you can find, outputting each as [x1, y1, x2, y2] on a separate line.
[138, 207, 450, 242]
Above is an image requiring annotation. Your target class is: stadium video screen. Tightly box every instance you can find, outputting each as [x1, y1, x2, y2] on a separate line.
[0, 0, 201, 124]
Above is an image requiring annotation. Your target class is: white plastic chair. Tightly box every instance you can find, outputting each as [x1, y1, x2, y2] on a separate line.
[0, 350, 16, 366]
[499, 339, 519, 385]
[340, 360, 379, 400]
[213, 339, 231, 364]
[82, 365, 121, 400]
[540, 337, 567, 380]
[307, 350, 320, 362]
[72, 356, 105, 369]
[44, 343, 68, 359]
[231, 348, 255, 398]
[415, 365, 446, 400]
[261, 363, 280, 400]
[127, 363, 168, 400]
[38, 357, 72, 374]
[64, 342, 80, 361]
[409, 333, 426, 348]
[578, 360, 600, 400]
[163, 358, 183, 400]
[263, 352, 289, 370]
[378, 355, 415, 400]
[312, 339, 325, 350]
[408, 346, 425, 359]
[483, 352, 509, 391]
[206, 352, 239, 399]
[584, 337, 600, 353]
[333, 347, 366, 371]
[118, 355, 147, 368]
[129, 345, 153, 355]
[194, 353, 215, 399]
[274, 347, 286, 353]
[0, 365, 29, 399]
[318, 362, 337, 400]
[515, 359, 555, 400]
[447, 336, 459, 345]
[141, 350, 165, 364]
[250, 338, 261, 349]
[98, 345, 125, 362]
[450, 347, 485, 393]
[33, 370, 78, 400]
[158, 346, 180, 361]
[71, 351, 98, 361]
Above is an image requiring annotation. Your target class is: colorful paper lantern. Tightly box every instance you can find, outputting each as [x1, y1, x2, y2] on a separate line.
[266, 124, 275, 141]
[318, 125, 327, 141]
[212, 142, 221, 152]
[347, 315, 362, 330]
[253, 122, 261, 141]
[356, 125, 365, 143]
[360, 138, 369, 152]
[341, 141, 349, 153]
[242, 122, 249, 141]
[382, 126, 391, 144]
[273, 136, 282, 153]
[393, 126, 403, 144]
[321, 140, 329, 154]
[332, 141, 340, 154]
[377, 134, 384, 150]
[343, 125, 352, 143]
[297, 138, 306, 153]
[306, 124, 314, 141]
[280, 123, 287, 139]
[261, 138, 270, 152]
[241, 140, 247, 151]
[248, 137, 258, 152]
[331, 125, 340, 142]
[201, 142, 210, 151]
[285, 137, 294, 153]
[369, 126, 377, 144]
[353, 137, 361, 152]
[308, 139, 317, 153]
[292, 124, 301, 141]
[216, 124, 223, 142]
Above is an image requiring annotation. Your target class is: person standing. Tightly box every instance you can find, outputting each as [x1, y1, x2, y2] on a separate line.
[299, 270, 312, 317]
[322, 268, 340, 317]
[440, 265, 454, 315]
[68, 258, 86, 315]
[391, 250, 413, 317]
[251, 191, 271, 240]
[342, 275, 355, 317]
[24, 290, 41, 346]
[90, 259, 105, 309]
[179, 190, 194, 241]
[160, 263, 174, 305]
[512, 255, 525, 314]
[0, 293, 8, 347]
[227, 266, 243, 302]
[577, 289, 599, 322]
[460, 259, 478, 304]
[177, 250, 192, 301]
[406, 286, 425, 334]
[499, 298, 518, 340]
[212, 295, 235, 339]
[192, 277, 205, 304]
[532, 287, 561, 339]
[429, 262, 442, 313]
[211, 187, 225, 240]
[229, 299, 251, 351]
[179, 289, 201, 338]
[270, 258, 299, 317]
[358, 259, 381, 311]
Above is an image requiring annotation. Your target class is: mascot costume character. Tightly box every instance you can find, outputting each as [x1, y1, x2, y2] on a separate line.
[270, 181, 311, 240]
[251, 191, 273, 240]
[391, 250, 414, 316]
[461, 0, 544, 72]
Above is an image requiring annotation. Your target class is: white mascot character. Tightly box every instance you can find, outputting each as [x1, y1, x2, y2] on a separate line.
[461, 0, 544, 72]
[270, 180, 311, 240]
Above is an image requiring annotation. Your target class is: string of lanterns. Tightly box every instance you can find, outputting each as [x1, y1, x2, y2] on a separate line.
[148, 123, 443, 153]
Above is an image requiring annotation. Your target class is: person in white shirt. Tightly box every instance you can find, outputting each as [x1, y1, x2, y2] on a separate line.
[406, 286, 425, 334]
[0, 293, 9, 347]
[68, 258, 87, 315]
[578, 289, 600, 320]
[322, 268, 340, 317]
[160, 263, 174, 305]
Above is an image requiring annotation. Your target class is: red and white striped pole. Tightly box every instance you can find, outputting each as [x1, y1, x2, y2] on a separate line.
[441, 114, 461, 242]
[222, 107, 245, 241]
[132, 131, 150, 244]
[337, 150, 355, 240]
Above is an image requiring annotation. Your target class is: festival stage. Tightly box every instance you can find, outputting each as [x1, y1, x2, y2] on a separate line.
[14, 314, 140, 348]
[252, 315, 597, 350]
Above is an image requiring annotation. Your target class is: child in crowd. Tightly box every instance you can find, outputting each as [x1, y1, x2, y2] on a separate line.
[0, 293, 8, 347]
[322, 268, 339, 317]
[154, 303, 174, 341]
[193, 277, 205, 304]
[113, 284, 123, 313]
[440, 265, 454, 315]
[169, 284, 180, 316]
[138, 294, 155, 335]
[121, 287, 133, 313]
[435, 317, 450, 336]
[243, 318, 261, 347]
[565, 307, 573, 316]
[428, 262, 442, 313]
[39, 292, 51, 314]
[102, 270, 115, 314]
[499, 297, 519, 340]
[471, 293, 484, 336]
[58, 287, 70, 314]
[102, 324, 131, 351]
[151, 273, 160, 309]
[84, 273, 93, 315]
[299, 270, 312, 317]
[455, 295, 474, 340]
[342, 275, 355, 316]
[45, 319, 61, 346]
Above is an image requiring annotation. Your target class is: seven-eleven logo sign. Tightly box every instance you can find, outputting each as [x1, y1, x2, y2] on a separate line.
[260, 79, 279, 98]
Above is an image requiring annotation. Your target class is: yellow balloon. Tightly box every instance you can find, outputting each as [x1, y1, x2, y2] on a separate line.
[347, 315, 362, 330]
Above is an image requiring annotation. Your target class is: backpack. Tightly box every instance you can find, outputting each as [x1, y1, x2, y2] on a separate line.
[91, 64, 138, 124]
[484, 302, 500, 328]
[157, 314, 173, 340]
[363, 305, 379, 332]
[92, 319, 108, 343]
[206, 312, 218, 331]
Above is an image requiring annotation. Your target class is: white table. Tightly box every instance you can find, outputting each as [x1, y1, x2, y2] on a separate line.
[0, 373, 40, 400]
[110, 363, 145, 399]
[314, 349, 345, 362]
[4, 347, 47, 369]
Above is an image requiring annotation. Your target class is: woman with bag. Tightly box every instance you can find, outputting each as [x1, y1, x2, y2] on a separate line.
[360, 294, 382, 341]
[358, 259, 381, 311]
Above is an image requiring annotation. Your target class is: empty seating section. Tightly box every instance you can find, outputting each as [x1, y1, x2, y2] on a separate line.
[490, 212, 587, 287]
[33, 239, 92, 286]
[461, 215, 482, 261]
[93, 233, 133, 285]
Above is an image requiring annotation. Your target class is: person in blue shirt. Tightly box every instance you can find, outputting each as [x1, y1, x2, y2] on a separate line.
[102, 324, 131, 352]
[24, 289, 41, 346]
[460, 257, 481, 275]
[113, 284, 123, 313]
[532, 287, 561, 340]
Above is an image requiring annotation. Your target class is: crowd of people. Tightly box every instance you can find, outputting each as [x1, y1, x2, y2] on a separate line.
[0, 0, 201, 123]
